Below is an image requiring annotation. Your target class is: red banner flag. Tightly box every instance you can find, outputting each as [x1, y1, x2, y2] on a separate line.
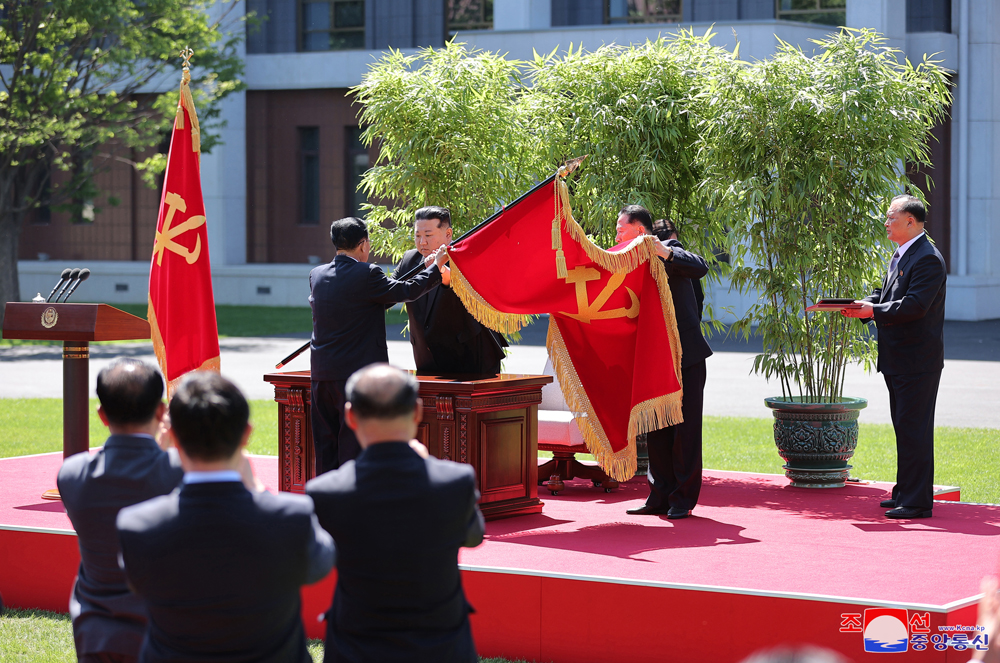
[147, 64, 220, 393]
[448, 170, 683, 481]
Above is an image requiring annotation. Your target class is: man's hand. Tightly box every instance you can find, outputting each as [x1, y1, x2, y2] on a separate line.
[433, 244, 450, 269]
[841, 301, 874, 319]
[238, 450, 267, 493]
[655, 241, 674, 261]
[440, 265, 451, 286]
[423, 252, 435, 268]
[155, 414, 173, 451]
[408, 439, 430, 459]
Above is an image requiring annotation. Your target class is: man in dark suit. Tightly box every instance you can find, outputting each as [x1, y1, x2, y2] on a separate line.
[310, 216, 449, 474]
[117, 372, 335, 663]
[57, 358, 184, 663]
[843, 194, 947, 519]
[396, 206, 507, 375]
[306, 364, 484, 663]
[616, 206, 713, 520]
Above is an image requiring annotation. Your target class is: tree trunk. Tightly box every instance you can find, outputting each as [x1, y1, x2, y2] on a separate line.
[0, 206, 23, 330]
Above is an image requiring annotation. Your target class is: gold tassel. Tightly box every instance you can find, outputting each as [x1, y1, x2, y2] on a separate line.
[555, 249, 567, 279]
[547, 318, 638, 482]
[449, 257, 532, 334]
[178, 49, 201, 155]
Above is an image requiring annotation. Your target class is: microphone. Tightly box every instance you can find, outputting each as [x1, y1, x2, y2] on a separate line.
[45, 269, 72, 302]
[60, 268, 90, 302]
[52, 268, 80, 302]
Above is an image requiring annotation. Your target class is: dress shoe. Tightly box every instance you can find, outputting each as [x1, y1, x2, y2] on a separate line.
[885, 506, 932, 519]
[667, 507, 691, 520]
[626, 505, 668, 516]
[879, 499, 896, 508]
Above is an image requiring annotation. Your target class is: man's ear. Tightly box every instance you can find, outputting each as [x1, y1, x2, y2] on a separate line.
[97, 405, 110, 428]
[153, 401, 167, 424]
[239, 423, 253, 449]
[345, 403, 360, 432]
[412, 398, 423, 425]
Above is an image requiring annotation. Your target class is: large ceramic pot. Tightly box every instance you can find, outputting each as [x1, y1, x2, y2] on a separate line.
[764, 397, 868, 488]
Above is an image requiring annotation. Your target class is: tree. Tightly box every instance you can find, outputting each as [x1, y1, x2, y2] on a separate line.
[0, 0, 244, 324]
[699, 29, 950, 400]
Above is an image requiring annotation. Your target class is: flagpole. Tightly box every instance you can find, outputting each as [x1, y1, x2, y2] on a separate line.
[275, 158, 585, 369]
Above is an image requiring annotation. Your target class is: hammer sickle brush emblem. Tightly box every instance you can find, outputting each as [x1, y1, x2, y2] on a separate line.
[153, 192, 206, 266]
[559, 267, 640, 324]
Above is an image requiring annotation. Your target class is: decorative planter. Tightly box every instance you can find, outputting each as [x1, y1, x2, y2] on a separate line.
[764, 396, 868, 488]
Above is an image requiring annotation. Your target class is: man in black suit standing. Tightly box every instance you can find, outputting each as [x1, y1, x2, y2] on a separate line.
[57, 358, 184, 663]
[396, 206, 507, 375]
[307, 364, 484, 663]
[117, 372, 335, 663]
[842, 194, 947, 519]
[310, 216, 449, 474]
[616, 206, 713, 520]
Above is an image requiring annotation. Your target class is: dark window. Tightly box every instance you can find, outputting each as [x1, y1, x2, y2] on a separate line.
[299, 127, 320, 225]
[300, 0, 364, 51]
[907, 0, 951, 33]
[447, 0, 493, 33]
[605, 0, 681, 24]
[776, 0, 846, 26]
[345, 126, 368, 218]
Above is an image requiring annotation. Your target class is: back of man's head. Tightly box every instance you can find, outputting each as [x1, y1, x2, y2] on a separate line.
[96, 359, 164, 427]
[330, 217, 368, 250]
[169, 372, 249, 461]
[414, 206, 452, 228]
[652, 218, 678, 241]
[891, 194, 926, 225]
[621, 204, 653, 234]
[346, 364, 418, 422]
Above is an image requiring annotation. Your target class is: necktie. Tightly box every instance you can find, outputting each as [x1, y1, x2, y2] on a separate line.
[888, 250, 900, 275]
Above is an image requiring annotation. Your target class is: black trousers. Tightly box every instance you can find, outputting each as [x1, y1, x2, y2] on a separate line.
[884, 370, 941, 511]
[311, 379, 361, 475]
[643, 360, 706, 512]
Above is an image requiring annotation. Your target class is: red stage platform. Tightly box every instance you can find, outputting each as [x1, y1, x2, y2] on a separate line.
[2, 452, 996, 662]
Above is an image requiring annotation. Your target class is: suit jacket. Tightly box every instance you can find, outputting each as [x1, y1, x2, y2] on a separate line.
[661, 239, 713, 368]
[310, 254, 442, 381]
[397, 249, 507, 374]
[862, 234, 947, 375]
[56, 435, 184, 658]
[117, 482, 335, 663]
[306, 442, 485, 663]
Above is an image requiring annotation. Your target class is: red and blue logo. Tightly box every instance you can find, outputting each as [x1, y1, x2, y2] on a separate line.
[862, 608, 910, 653]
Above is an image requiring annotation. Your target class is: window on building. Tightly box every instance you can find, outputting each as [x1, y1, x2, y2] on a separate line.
[299, 127, 320, 225]
[300, 0, 364, 52]
[776, 0, 846, 26]
[605, 0, 682, 24]
[906, 0, 951, 33]
[345, 127, 369, 218]
[447, 0, 493, 33]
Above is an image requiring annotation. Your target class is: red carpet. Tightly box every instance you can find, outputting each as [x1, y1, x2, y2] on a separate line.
[2, 453, 996, 663]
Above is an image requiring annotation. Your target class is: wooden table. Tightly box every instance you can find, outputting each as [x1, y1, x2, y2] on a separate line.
[262, 371, 551, 520]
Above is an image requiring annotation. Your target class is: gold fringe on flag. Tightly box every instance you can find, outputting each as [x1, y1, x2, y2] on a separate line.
[448, 257, 534, 334]
[546, 318, 638, 482]
[147, 301, 220, 398]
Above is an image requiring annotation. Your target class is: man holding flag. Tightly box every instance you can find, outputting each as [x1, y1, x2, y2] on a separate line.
[147, 49, 221, 393]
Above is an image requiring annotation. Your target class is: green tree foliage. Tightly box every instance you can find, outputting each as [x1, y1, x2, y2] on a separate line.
[699, 29, 951, 400]
[353, 42, 545, 260]
[0, 0, 244, 321]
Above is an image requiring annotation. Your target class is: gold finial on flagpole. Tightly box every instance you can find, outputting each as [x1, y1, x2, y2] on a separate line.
[180, 47, 194, 82]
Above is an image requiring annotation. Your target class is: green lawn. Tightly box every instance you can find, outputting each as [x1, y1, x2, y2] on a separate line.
[1, 397, 997, 504]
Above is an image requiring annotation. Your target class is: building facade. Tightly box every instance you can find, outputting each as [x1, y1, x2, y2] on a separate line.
[17, 0, 1000, 320]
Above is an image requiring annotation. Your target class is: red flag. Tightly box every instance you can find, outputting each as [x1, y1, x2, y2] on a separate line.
[147, 65, 220, 394]
[447, 171, 683, 481]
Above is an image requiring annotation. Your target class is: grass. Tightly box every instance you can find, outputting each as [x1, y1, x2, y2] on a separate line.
[1, 398, 997, 503]
[0, 305, 408, 345]
[0, 608, 525, 662]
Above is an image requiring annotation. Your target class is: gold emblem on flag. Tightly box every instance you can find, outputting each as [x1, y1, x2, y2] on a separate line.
[41, 307, 58, 329]
[560, 267, 640, 323]
[153, 192, 206, 265]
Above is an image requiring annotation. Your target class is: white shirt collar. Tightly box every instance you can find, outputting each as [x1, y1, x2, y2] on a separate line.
[895, 232, 925, 260]
[183, 470, 243, 484]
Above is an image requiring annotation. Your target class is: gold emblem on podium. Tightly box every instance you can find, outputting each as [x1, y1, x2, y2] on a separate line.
[41, 307, 58, 329]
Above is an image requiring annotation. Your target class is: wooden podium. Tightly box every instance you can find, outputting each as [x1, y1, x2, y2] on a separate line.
[2, 303, 151, 470]
[262, 371, 550, 520]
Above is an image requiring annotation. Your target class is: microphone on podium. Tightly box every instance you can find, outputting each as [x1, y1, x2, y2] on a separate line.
[51, 268, 80, 303]
[61, 268, 91, 302]
[45, 269, 73, 302]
